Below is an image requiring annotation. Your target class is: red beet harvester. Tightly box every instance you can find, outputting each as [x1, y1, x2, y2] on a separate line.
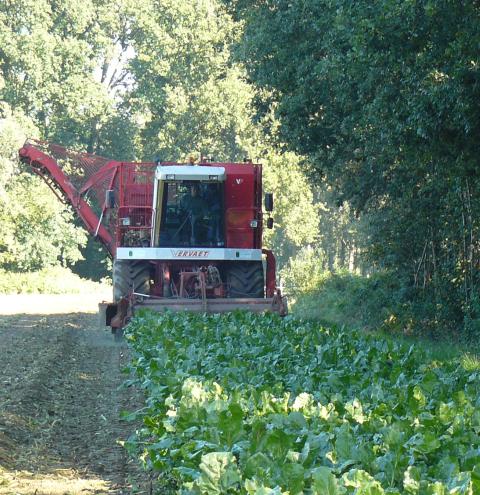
[19, 140, 287, 336]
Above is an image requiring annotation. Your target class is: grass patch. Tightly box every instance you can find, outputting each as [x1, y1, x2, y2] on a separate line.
[290, 271, 402, 331]
[0, 266, 110, 294]
[290, 270, 480, 362]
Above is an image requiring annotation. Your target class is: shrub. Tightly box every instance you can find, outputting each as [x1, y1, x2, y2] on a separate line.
[0, 266, 109, 294]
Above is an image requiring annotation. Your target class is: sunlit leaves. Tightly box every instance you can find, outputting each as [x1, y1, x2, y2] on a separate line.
[0, 106, 86, 270]
[125, 310, 480, 493]
[129, 0, 255, 161]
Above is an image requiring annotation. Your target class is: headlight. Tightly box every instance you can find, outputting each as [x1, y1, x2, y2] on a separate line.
[209, 175, 218, 180]
[166, 174, 175, 180]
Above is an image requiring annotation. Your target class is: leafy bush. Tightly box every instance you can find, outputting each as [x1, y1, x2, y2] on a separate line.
[280, 246, 327, 294]
[291, 270, 476, 340]
[0, 266, 109, 294]
[0, 105, 88, 272]
[291, 271, 403, 331]
[124, 310, 480, 494]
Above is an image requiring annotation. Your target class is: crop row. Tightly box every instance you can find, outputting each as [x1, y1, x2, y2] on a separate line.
[124, 311, 480, 494]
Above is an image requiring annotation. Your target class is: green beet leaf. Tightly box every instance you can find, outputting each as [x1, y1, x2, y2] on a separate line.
[193, 452, 241, 494]
[311, 466, 341, 495]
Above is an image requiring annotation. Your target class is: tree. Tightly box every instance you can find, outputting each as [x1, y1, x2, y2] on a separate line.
[262, 148, 319, 268]
[0, 104, 87, 271]
[128, 0, 257, 161]
[233, 0, 480, 331]
[0, 0, 139, 275]
[0, 0, 137, 156]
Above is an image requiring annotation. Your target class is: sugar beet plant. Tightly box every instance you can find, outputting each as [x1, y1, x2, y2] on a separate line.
[124, 311, 480, 494]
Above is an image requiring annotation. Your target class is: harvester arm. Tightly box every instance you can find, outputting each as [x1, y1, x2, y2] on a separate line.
[19, 142, 115, 256]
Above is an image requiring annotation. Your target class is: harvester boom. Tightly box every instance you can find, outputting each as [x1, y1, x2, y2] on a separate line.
[19, 142, 115, 256]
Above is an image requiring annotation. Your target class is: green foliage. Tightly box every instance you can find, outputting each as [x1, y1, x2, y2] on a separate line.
[294, 267, 480, 340]
[280, 246, 326, 294]
[125, 310, 480, 493]
[0, 265, 108, 294]
[233, 0, 480, 335]
[237, 1, 480, 199]
[129, 0, 255, 161]
[1, 173, 87, 270]
[292, 271, 411, 332]
[0, 103, 37, 190]
[72, 237, 112, 282]
[0, 0, 137, 152]
[0, 105, 87, 271]
[0, 0, 140, 275]
[261, 149, 319, 267]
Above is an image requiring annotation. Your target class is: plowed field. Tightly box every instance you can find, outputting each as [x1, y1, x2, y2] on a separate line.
[0, 295, 149, 495]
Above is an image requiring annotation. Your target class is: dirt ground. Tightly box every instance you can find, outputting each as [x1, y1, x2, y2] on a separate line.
[0, 295, 151, 495]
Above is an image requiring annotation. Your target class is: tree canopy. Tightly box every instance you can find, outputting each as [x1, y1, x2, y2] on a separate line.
[231, 0, 480, 333]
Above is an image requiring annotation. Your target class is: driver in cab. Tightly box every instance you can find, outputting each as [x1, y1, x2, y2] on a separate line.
[180, 183, 207, 244]
[180, 183, 207, 216]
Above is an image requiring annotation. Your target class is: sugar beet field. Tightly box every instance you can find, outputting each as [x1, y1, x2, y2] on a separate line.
[123, 310, 480, 494]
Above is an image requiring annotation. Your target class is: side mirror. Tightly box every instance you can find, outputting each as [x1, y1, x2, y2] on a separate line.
[105, 189, 115, 209]
[267, 217, 274, 229]
[265, 193, 273, 212]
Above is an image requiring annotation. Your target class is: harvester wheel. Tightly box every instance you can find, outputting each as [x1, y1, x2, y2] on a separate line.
[113, 259, 130, 301]
[131, 261, 151, 296]
[226, 261, 264, 298]
[113, 259, 151, 301]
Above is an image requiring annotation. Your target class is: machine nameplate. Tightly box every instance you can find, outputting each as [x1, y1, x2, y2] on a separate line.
[117, 247, 262, 261]
[173, 250, 210, 257]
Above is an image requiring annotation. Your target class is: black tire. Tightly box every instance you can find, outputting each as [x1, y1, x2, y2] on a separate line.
[112, 259, 151, 301]
[131, 261, 151, 296]
[113, 259, 130, 301]
[226, 261, 264, 298]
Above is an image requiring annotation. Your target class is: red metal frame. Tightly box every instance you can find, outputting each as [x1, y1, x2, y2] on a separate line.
[19, 141, 280, 305]
[79, 160, 118, 195]
[19, 143, 116, 255]
[116, 163, 156, 247]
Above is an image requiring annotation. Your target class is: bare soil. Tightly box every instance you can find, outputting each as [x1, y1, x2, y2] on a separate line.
[0, 295, 151, 495]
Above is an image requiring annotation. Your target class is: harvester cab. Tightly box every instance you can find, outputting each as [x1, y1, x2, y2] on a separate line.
[18, 140, 287, 335]
[152, 166, 226, 248]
